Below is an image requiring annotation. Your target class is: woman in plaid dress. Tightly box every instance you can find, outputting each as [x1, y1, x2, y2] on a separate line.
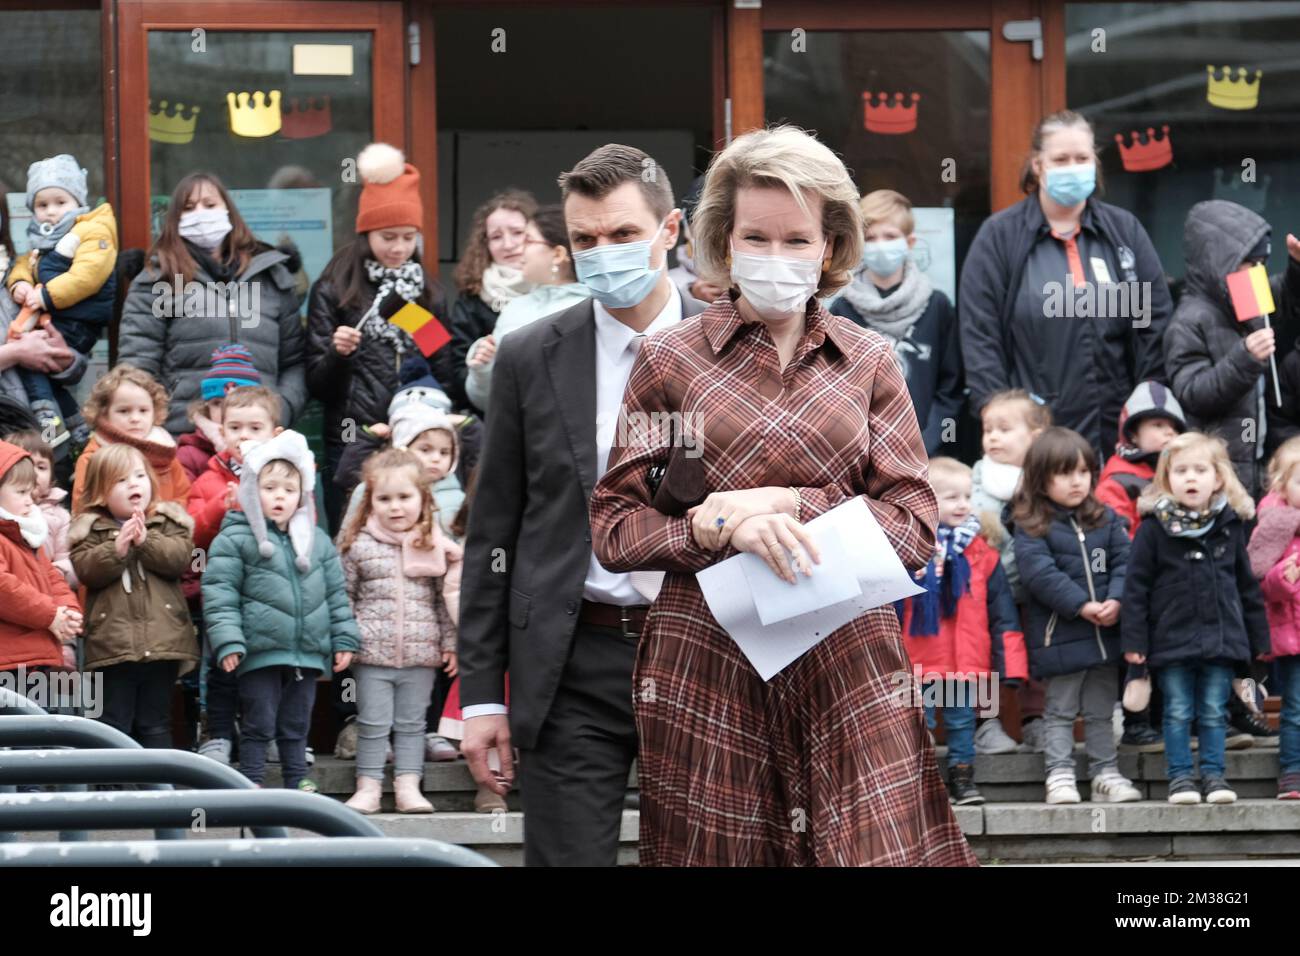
[590, 126, 978, 866]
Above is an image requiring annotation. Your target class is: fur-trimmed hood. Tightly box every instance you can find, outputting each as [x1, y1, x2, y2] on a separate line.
[69, 499, 194, 547]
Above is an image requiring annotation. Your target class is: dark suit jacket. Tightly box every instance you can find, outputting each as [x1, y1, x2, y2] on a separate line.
[458, 292, 708, 749]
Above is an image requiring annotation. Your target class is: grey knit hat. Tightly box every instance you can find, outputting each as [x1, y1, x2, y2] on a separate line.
[26, 155, 88, 210]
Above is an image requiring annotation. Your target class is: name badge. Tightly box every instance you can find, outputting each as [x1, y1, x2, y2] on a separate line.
[1090, 257, 1113, 285]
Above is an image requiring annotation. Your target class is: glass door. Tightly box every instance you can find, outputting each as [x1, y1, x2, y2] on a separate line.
[117, 0, 407, 278]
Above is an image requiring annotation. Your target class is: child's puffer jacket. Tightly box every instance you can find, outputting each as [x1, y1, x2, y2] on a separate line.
[201, 510, 360, 676]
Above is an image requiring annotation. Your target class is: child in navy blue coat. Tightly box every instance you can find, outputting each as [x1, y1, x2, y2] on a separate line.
[1013, 426, 1140, 805]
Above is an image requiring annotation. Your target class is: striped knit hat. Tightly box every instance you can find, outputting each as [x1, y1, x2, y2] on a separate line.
[202, 344, 261, 400]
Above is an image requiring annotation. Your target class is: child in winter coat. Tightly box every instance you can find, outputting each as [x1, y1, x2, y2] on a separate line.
[1013, 426, 1140, 805]
[0, 439, 82, 675]
[201, 430, 360, 791]
[340, 395, 466, 540]
[70, 444, 198, 747]
[337, 448, 461, 814]
[1124, 432, 1269, 804]
[1096, 381, 1188, 539]
[177, 344, 263, 483]
[971, 388, 1052, 752]
[899, 457, 1028, 805]
[4, 430, 74, 588]
[1095, 381, 1187, 753]
[185, 383, 284, 766]
[73, 365, 190, 511]
[831, 189, 963, 456]
[1247, 435, 1300, 799]
[5, 154, 118, 449]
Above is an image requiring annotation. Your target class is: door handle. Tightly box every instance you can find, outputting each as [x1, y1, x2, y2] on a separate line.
[1002, 18, 1043, 61]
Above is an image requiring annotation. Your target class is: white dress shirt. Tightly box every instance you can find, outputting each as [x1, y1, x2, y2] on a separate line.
[461, 285, 683, 721]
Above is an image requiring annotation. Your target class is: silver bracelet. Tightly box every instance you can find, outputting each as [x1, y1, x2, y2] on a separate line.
[789, 486, 803, 523]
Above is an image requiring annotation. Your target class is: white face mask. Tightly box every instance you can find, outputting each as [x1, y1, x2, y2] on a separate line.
[729, 240, 826, 320]
[178, 207, 233, 251]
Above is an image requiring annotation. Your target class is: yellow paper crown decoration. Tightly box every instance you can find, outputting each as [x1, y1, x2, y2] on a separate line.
[148, 99, 201, 145]
[226, 90, 283, 138]
[1206, 66, 1262, 110]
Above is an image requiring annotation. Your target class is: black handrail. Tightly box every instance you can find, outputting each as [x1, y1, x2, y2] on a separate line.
[1, 836, 495, 867]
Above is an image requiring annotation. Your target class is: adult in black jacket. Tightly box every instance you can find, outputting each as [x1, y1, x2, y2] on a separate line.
[960, 110, 1172, 459]
[303, 143, 448, 530]
[446, 190, 538, 416]
[831, 189, 962, 456]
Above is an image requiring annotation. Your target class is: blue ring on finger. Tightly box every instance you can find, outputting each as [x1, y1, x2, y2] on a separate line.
[715, 516, 726, 528]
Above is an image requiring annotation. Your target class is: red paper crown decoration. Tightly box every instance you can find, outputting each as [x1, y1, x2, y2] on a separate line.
[280, 96, 333, 140]
[1115, 125, 1173, 172]
[862, 92, 920, 135]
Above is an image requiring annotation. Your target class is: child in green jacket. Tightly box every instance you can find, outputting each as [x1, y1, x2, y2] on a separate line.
[201, 429, 359, 790]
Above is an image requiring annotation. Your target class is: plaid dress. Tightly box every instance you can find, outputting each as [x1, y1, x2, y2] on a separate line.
[590, 298, 978, 867]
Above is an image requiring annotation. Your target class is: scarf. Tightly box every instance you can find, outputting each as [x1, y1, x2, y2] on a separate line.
[1153, 493, 1228, 538]
[479, 263, 532, 313]
[360, 259, 423, 354]
[838, 260, 933, 346]
[364, 513, 449, 578]
[977, 458, 1022, 504]
[909, 513, 980, 636]
[92, 421, 178, 476]
[0, 504, 49, 550]
[1247, 493, 1300, 579]
[184, 239, 239, 283]
[27, 206, 90, 252]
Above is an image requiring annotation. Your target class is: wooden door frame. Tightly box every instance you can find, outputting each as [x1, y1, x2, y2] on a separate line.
[117, 0, 406, 250]
[726, 0, 1064, 211]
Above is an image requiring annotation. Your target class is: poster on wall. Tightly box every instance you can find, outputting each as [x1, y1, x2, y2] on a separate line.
[6, 193, 33, 256]
[909, 206, 956, 305]
[228, 187, 333, 287]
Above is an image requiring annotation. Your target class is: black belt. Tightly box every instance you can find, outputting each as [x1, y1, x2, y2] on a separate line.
[579, 601, 649, 638]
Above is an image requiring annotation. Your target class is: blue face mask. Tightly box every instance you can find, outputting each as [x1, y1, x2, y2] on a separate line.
[861, 238, 909, 278]
[1043, 163, 1096, 207]
[572, 213, 672, 309]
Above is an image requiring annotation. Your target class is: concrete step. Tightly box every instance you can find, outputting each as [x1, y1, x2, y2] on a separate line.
[364, 810, 640, 866]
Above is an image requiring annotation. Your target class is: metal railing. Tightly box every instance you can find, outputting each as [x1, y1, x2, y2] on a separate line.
[2, 836, 494, 867]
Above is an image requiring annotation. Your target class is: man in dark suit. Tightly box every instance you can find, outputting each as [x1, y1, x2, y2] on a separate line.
[458, 144, 707, 865]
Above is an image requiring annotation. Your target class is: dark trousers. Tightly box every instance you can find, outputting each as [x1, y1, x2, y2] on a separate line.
[201, 619, 240, 741]
[517, 622, 638, 867]
[237, 665, 320, 787]
[97, 660, 181, 748]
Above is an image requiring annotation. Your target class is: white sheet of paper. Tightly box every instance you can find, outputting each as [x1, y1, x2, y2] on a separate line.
[696, 497, 924, 681]
[741, 523, 861, 626]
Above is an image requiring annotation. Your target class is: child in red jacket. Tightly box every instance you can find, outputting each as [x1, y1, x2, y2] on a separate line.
[1096, 381, 1186, 540]
[0, 439, 82, 678]
[900, 456, 1028, 805]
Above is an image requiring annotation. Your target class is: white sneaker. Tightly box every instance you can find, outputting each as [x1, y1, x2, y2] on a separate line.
[1091, 769, 1141, 802]
[305, 746, 315, 767]
[974, 718, 1020, 755]
[1019, 719, 1046, 753]
[198, 737, 232, 765]
[1045, 768, 1081, 804]
[425, 734, 459, 762]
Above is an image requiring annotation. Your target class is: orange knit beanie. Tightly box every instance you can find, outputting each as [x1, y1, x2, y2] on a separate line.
[355, 142, 422, 233]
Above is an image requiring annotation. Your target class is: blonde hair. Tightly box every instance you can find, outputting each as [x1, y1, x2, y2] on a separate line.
[336, 448, 436, 554]
[82, 365, 168, 431]
[860, 189, 914, 236]
[928, 455, 971, 487]
[1268, 436, 1300, 495]
[692, 125, 863, 297]
[982, 388, 1053, 433]
[0, 457, 36, 493]
[222, 385, 281, 426]
[76, 444, 159, 516]
[1138, 432, 1254, 519]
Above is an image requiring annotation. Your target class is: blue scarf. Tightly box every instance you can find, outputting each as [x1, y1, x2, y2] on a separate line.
[906, 514, 979, 636]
